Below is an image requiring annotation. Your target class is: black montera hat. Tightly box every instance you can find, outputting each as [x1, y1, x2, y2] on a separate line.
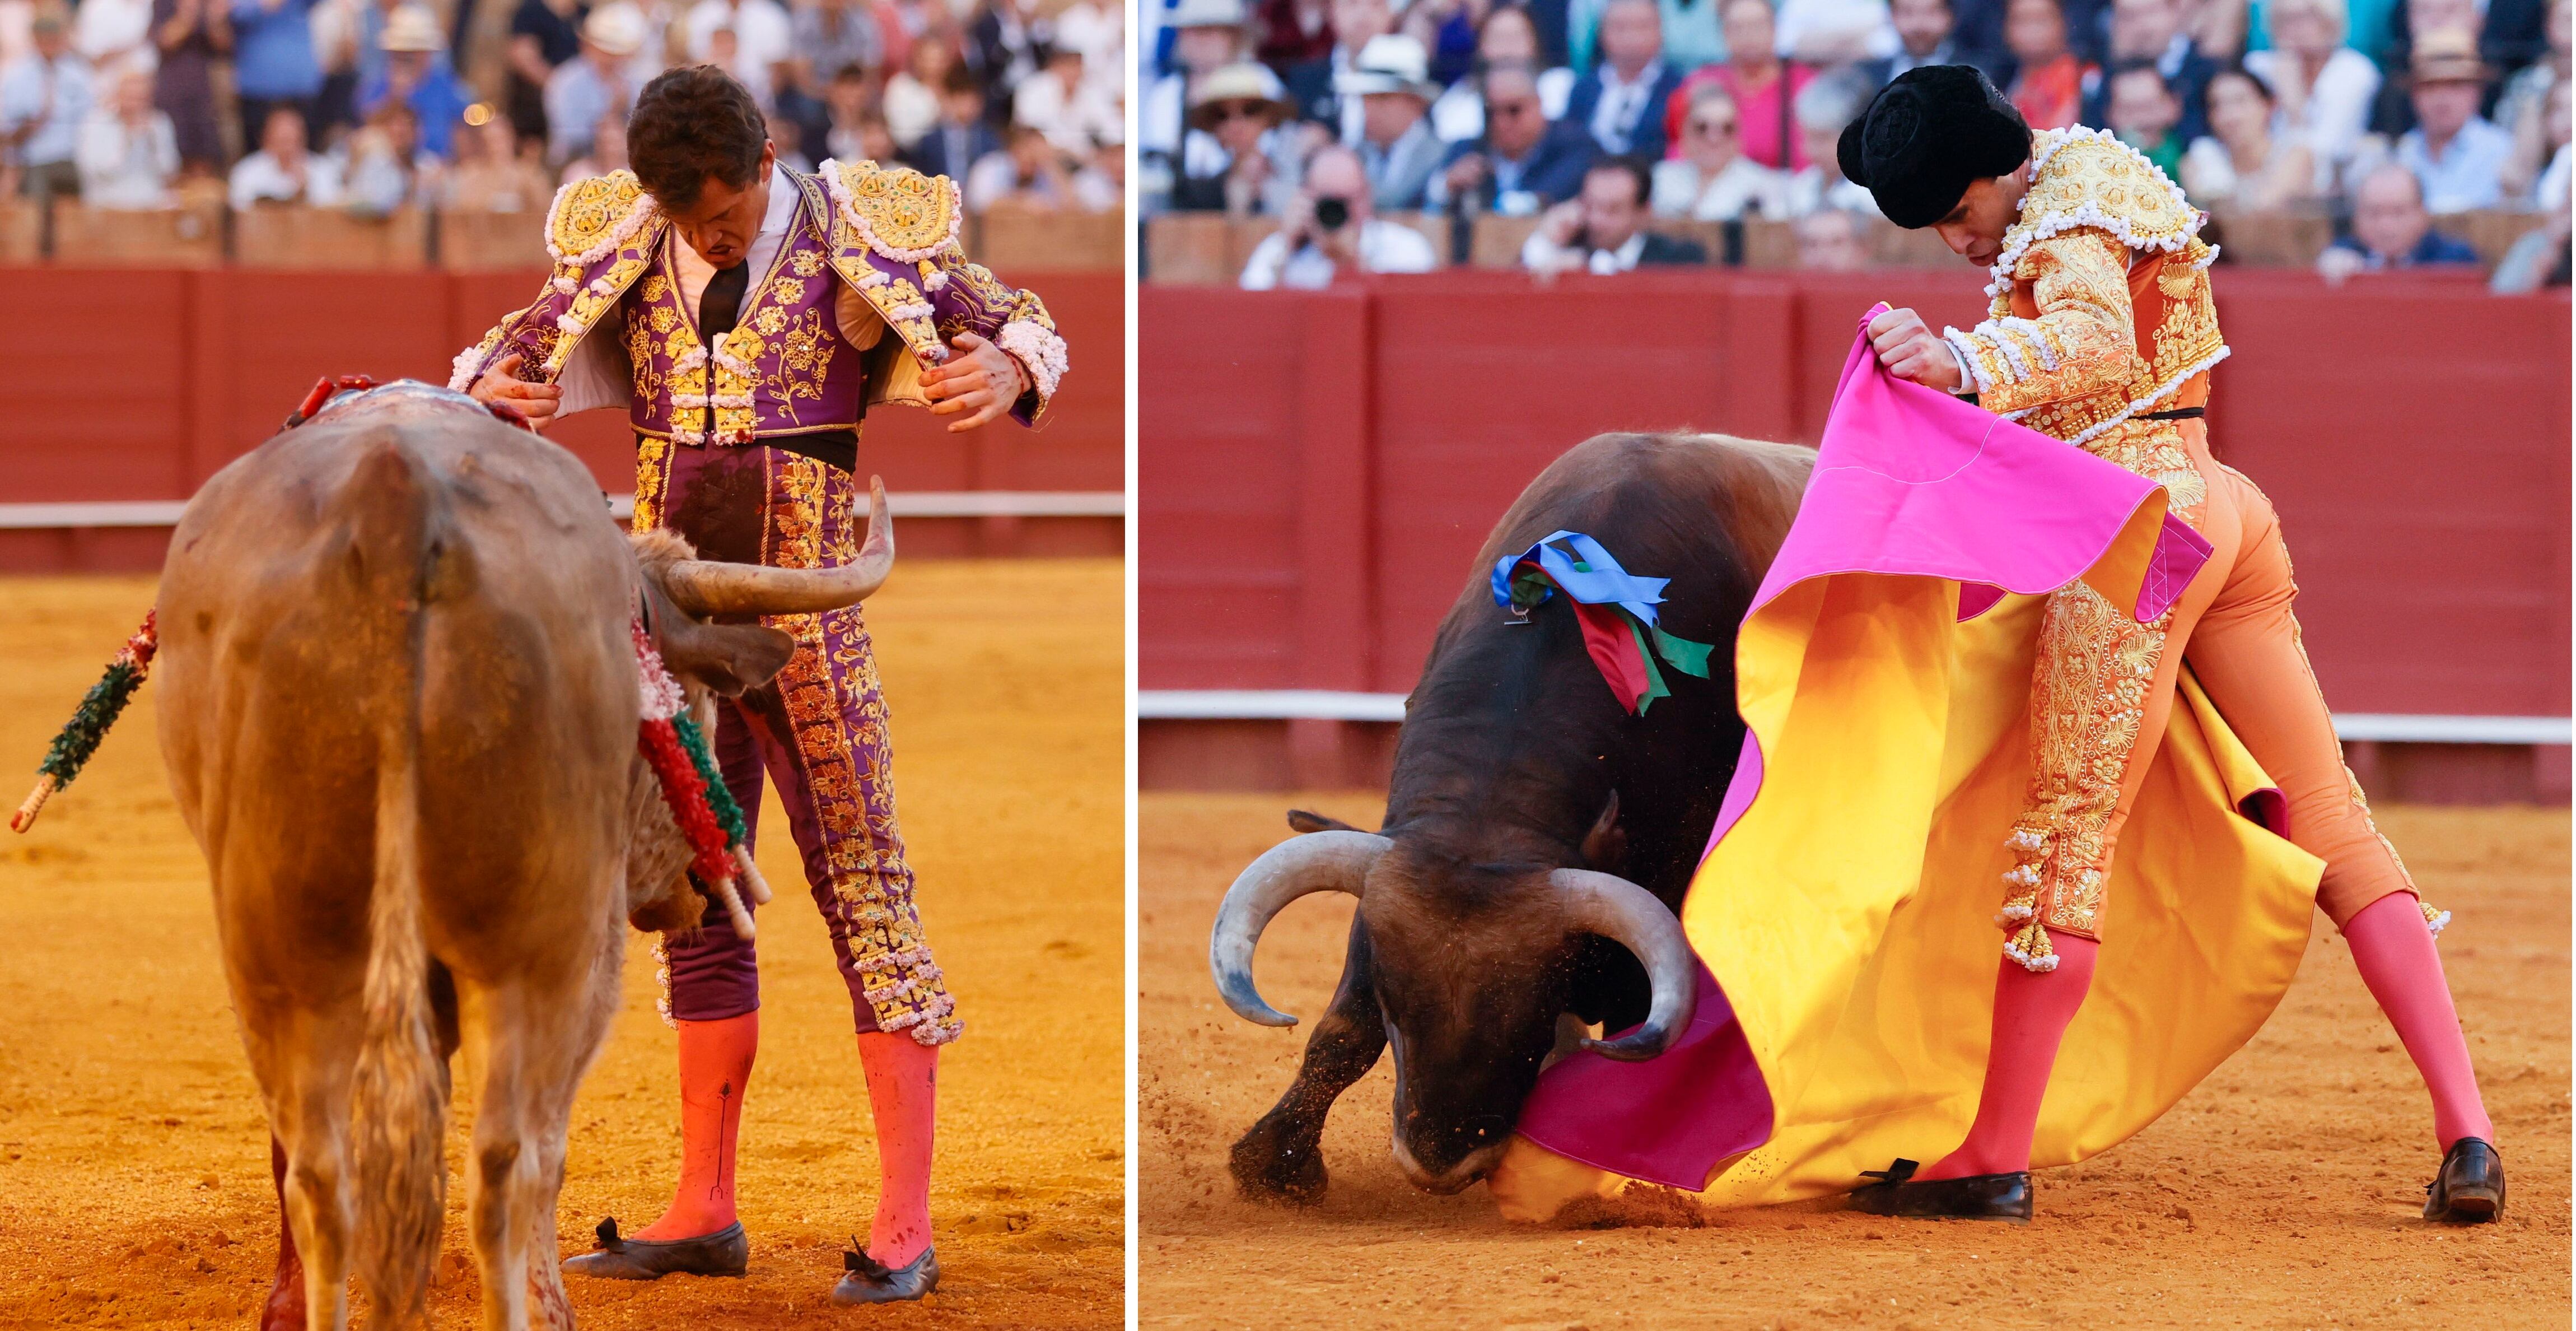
[1836, 66, 2032, 229]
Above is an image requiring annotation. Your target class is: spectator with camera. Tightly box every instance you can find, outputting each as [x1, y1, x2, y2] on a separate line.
[1427, 59, 1594, 215]
[1525, 153, 1706, 272]
[1338, 31, 1441, 208]
[2320, 159, 2482, 278]
[1240, 138, 1436, 286]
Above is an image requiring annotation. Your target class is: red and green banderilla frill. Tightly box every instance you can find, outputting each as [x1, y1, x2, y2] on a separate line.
[630, 616, 773, 936]
[10, 611, 158, 834]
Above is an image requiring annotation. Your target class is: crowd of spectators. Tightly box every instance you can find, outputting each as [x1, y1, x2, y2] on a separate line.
[1136, 0, 2570, 289]
[0, 0, 1124, 227]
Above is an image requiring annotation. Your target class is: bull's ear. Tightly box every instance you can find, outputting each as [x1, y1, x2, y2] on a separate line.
[662, 621, 795, 696]
[1579, 790, 1627, 872]
[1287, 808, 1362, 834]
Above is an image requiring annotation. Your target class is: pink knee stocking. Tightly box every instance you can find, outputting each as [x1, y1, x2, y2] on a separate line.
[2342, 892, 2493, 1151]
[856, 1032, 939, 1267]
[634, 1010, 759, 1240]
[1919, 929, 2101, 1181]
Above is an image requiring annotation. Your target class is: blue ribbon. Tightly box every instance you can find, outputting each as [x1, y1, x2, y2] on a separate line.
[1490, 529, 1672, 626]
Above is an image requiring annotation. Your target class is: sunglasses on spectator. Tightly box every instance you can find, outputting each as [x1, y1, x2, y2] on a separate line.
[1690, 117, 1739, 135]
[1210, 101, 1269, 120]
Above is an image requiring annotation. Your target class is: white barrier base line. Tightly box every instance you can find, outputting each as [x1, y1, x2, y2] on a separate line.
[0, 492, 1127, 530]
[1138, 691, 2572, 746]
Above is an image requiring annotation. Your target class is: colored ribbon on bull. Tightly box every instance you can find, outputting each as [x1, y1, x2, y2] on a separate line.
[631, 616, 761, 955]
[1491, 530, 1714, 715]
[10, 610, 158, 834]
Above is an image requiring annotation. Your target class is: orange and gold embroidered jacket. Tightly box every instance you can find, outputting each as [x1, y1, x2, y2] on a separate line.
[1938, 127, 2227, 467]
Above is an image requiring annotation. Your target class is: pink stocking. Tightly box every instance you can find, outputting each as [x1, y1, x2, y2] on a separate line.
[856, 1032, 939, 1267]
[634, 1010, 759, 1240]
[1918, 929, 2102, 1181]
[2342, 892, 2493, 1152]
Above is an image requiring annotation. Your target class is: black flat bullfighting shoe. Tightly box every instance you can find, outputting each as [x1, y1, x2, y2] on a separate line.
[561, 1217, 750, 1279]
[2423, 1138, 2506, 1223]
[1846, 1158, 2035, 1223]
[831, 1244, 940, 1305]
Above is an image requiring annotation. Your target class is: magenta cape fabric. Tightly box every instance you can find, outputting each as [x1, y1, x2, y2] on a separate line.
[1510, 306, 2215, 1194]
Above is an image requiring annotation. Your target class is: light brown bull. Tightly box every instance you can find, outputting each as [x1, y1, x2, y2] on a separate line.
[149, 384, 892, 1330]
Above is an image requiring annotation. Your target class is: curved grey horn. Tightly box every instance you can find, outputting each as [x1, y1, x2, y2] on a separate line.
[659, 475, 894, 616]
[1208, 830, 1390, 1027]
[1551, 868, 1696, 1061]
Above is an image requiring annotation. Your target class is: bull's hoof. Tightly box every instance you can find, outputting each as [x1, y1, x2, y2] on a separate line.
[260, 1257, 305, 1331]
[1229, 1128, 1328, 1203]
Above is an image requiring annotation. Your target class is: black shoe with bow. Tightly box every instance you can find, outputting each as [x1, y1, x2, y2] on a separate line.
[1846, 1158, 2034, 1223]
[560, 1216, 750, 1280]
[832, 1239, 940, 1304]
[2423, 1138, 2505, 1223]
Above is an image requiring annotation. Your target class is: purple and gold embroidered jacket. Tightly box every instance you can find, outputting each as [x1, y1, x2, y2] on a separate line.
[447, 159, 1068, 453]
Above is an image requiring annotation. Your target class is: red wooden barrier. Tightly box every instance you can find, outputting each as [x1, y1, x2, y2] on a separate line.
[0, 266, 1122, 566]
[1141, 269, 2570, 794]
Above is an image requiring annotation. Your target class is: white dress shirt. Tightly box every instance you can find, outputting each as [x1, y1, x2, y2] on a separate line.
[557, 165, 886, 416]
[1239, 216, 1438, 290]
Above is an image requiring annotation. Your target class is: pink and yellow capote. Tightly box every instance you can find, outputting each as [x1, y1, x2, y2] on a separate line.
[1492, 307, 2325, 1213]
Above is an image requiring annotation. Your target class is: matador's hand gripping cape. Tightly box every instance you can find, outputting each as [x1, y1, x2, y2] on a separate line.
[446, 159, 1068, 435]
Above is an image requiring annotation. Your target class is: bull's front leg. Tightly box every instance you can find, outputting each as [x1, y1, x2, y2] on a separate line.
[1229, 919, 1385, 1204]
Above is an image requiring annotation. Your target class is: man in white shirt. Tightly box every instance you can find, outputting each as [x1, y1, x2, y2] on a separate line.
[1240, 141, 1436, 287]
[227, 101, 342, 207]
[2391, 28, 2518, 211]
[0, 8, 90, 199]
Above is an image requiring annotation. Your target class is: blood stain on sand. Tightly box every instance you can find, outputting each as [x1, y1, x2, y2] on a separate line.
[1140, 791, 2569, 1329]
[0, 563, 1123, 1329]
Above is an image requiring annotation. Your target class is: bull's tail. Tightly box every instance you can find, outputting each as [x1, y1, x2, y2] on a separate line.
[343, 440, 449, 1327]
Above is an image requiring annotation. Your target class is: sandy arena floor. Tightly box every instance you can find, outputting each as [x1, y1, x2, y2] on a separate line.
[0, 561, 1124, 1329]
[1142, 791, 2570, 1329]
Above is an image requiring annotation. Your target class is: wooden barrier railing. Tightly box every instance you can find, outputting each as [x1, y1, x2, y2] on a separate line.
[0, 198, 1124, 271]
[1144, 207, 2554, 282]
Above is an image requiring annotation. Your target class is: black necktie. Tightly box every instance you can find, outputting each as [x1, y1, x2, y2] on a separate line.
[699, 260, 750, 340]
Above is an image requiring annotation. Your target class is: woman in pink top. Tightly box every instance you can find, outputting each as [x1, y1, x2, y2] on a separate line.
[1664, 0, 1813, 169]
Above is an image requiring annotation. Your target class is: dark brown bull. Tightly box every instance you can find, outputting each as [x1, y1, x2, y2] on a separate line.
[150, 383, 892, 1329]
[1209, 432, 1812, 1200]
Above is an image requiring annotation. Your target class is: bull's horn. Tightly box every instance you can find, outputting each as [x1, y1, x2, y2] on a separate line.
[1550, 868, 1696, 1061]
[657, 475, 895, 616]
[1207, 830, 1389, 1028]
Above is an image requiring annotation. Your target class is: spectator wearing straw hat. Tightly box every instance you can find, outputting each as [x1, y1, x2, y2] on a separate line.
[357, 3, 469, 159]
[1282, 0, 1394, 140]
[1170, 59, 1298, 213]
[1141, 0, 1247, 204]
[0, 4, 90, 200]
[1240, 139, 1438, 286]
[544, 1, 642, 165]
[1426, 61, 1595, 215]
[1338, 31, 1441, 208]
[2389, 27, 2516, 208]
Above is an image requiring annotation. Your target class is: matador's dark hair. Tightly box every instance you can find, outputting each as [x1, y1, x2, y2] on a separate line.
[627, 64, 768, 212]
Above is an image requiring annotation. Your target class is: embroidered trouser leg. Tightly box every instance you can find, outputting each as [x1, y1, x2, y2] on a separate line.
[1999, 421, 2423, 968]
[651, 441, 962, 1045]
